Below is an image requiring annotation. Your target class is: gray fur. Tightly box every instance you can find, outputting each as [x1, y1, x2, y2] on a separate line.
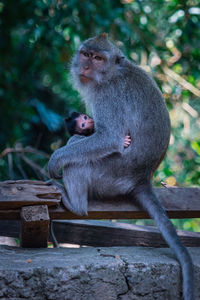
[48, 34, 194, 299]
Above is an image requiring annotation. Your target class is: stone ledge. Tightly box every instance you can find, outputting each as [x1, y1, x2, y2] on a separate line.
[0, 246, 199, 299]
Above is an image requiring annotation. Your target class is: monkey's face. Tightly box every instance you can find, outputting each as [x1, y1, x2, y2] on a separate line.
[71, 34, 126, 87]
[78, 48, 107, 84]
[76, 114, 94, 134]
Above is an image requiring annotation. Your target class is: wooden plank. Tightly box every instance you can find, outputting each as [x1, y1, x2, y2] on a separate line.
[1, 220, 200, 248]
[49, 187, 200, 220]
[0, 180, 61, 209]
[51, 220, 200, 247]
[0, 183, 199, 220]
[0, 220, 20, 237]
[20, 205, 50, 248]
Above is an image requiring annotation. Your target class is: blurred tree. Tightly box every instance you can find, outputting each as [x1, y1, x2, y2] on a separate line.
[0, 1, 199, 197]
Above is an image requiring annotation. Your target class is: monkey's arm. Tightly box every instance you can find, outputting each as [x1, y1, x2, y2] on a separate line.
[48, 130, 122, 179]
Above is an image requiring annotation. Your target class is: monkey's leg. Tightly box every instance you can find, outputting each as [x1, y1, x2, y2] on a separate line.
[46, 179, 80, 215]
[62, 165, 88, 216]
[132, 184, 194, 300]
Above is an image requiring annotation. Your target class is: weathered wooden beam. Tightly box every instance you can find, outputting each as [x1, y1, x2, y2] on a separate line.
[0, 180, 61, 209]
[1, 220, 200, 248]
[20, 205, 50, 248]
[0, 220, 20, 237]
[49, 186, 200, 220]
[51, 220, 200, 247]
[0, 180, 200, 220]
[49, 186, 200, 219]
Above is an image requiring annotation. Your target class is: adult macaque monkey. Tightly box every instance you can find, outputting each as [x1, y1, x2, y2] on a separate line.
[48, 33, 194, 299]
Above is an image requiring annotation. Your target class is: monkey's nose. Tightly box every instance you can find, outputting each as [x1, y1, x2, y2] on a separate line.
[80, 66, 90, 76]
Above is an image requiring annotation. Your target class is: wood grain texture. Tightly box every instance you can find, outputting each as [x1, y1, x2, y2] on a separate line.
[20, 205, 50, 248]
[51, 220, 200, 247]
[0, 180, 61, 209]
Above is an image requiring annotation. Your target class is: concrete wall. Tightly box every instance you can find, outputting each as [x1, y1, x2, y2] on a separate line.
[0, 246, 199, 300]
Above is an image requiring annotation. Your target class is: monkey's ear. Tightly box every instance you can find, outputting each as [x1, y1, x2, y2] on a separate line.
[98, 32, 108, 39]
[115, 56, 125, 65]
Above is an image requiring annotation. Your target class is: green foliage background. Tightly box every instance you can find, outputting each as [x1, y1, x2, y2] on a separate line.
[0, 0, 199, 231]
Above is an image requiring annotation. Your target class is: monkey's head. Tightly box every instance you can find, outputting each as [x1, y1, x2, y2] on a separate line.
[65, 112, 94, 136]
[71, 33, 125, 87]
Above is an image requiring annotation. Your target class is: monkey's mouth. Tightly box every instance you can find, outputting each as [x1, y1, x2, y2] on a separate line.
[79, 74, 92, 83]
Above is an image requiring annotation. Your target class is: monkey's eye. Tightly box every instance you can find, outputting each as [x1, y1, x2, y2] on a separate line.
[83, 52, 89, 57]
[84, 115, 87, 120]
[82, 123, 85, 128]
[94, 55, 103, 61]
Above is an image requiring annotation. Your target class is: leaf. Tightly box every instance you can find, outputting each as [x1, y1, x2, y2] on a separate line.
[191, 141, 200, 156]
[30, 99, 63, 132]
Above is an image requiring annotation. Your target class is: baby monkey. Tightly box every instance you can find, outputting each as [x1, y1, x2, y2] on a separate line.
[65, 112, 131, 148]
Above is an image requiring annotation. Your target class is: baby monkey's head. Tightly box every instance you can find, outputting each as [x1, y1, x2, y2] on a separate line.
[65, 112, 94, 136]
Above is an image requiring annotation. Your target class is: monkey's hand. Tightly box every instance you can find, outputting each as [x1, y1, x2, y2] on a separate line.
[124, 135, 131, 148]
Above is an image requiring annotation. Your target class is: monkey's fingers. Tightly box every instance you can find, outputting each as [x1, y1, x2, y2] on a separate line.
[124, 136, 131, 143]
[124, 136, 131, 141]
[124, 142, 131, 147]
[124, 144, 130, 148]
[125, 140, 131, 143]
[124, 138, 131, 148]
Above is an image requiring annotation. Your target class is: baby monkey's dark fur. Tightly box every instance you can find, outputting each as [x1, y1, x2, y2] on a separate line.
[48, 34, 194, 299]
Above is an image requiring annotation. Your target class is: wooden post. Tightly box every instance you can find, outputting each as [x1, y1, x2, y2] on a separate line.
[20, 205, 50, 248]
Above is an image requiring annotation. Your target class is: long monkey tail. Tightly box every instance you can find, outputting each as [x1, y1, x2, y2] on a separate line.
[132, 184, 194, 300]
